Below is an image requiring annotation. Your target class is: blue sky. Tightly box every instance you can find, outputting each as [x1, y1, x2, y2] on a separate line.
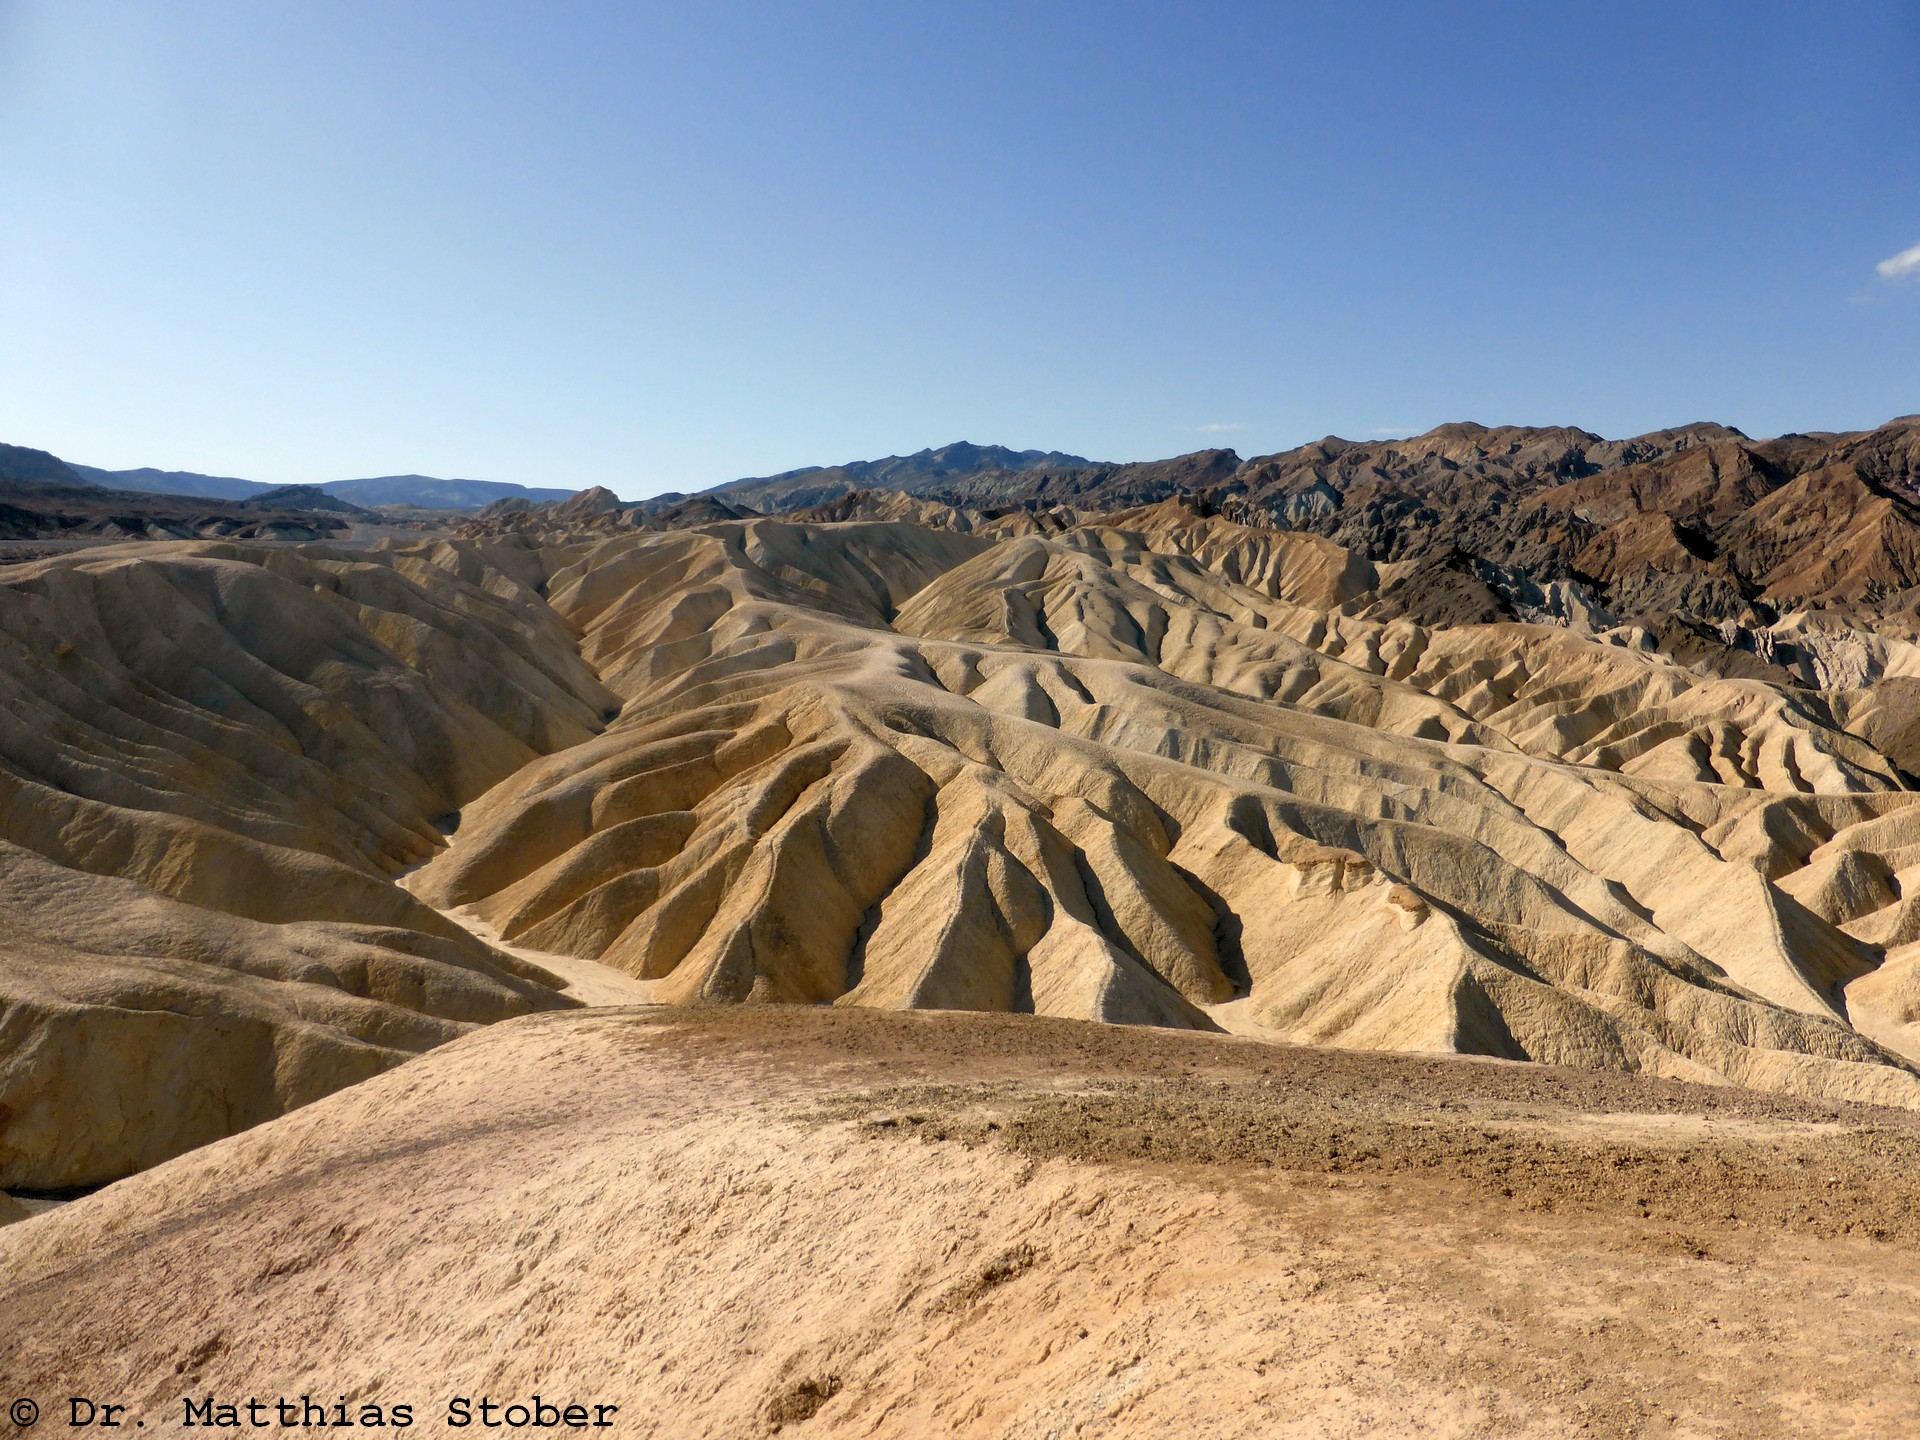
[1, 1, 1915, 498]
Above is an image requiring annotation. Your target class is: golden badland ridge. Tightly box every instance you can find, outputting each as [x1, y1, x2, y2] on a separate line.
[16, 422, 1920, 1434]
[10, 418, 1920, 1193]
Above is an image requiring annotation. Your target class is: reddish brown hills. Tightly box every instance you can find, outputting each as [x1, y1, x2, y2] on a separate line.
[1724, 463, 1920, 609]
[1528, 441, 1783, 530]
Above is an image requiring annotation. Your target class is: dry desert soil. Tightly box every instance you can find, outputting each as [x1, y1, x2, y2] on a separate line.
[8, 1006, 1920, 1439]
[11, 420, 1920, 1435]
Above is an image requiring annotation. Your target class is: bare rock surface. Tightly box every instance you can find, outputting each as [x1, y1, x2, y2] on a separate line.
[415, 506, 1920, 1110]
[21, 439, 1920, 1190]
[9, 1007, 1920, 1438]
[0, 538, 619, 1185]
[20, 433, 1920, 1430]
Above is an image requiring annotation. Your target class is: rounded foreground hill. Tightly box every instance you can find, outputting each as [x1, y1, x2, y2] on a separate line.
[7, 1006, 1920, 1437]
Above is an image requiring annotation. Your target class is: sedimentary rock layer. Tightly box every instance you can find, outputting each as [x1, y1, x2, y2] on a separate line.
[18, 488, 1920, 1187]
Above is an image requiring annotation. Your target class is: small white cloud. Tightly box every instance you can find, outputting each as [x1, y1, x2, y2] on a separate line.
[1877, 241, 1920, 282]
[1370, 425, 1412, 436]
[1184, 421, 1246, 433]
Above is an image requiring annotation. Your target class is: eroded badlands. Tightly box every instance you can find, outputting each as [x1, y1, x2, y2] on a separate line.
[13, 485, 1920, 1190]
[14, 436, 1920, 1430]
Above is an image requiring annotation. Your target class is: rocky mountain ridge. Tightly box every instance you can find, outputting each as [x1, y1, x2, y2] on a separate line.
[700, 441, 1096, 512]
[674, 420, 1920, 627]
[468, 417, 1920, 693]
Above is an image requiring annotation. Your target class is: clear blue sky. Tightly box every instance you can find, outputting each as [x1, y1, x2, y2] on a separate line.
[2, 1, 1916, 498]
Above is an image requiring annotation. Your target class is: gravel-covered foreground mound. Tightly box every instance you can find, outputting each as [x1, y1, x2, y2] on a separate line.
[7, 1006, 1920, 1439]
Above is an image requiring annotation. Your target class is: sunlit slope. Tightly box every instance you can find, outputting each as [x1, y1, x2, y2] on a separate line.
[0, 539, 611, 1186]
[414, 513, 1920, 1107]
[15, 1007, 1920, 1439]
[17, 500, 1920, 1192]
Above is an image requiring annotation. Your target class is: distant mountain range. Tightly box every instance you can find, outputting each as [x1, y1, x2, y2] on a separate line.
[463, 417, 1920, 640]
[698, 441, 1097, 512]
[27, 418, 1920, 602]
[684, 438, 1293, 515]
[322, 475, 581, 509]
[0, 444, 351, 544]
[6, 450, 581, 511]
[6, 436, 1200, 517]
[7, 437, 1122, 515]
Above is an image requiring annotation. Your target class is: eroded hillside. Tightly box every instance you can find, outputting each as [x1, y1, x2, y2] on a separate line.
[16, 481, 1920, 1190]
[11, 1008, 1920, 1439]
